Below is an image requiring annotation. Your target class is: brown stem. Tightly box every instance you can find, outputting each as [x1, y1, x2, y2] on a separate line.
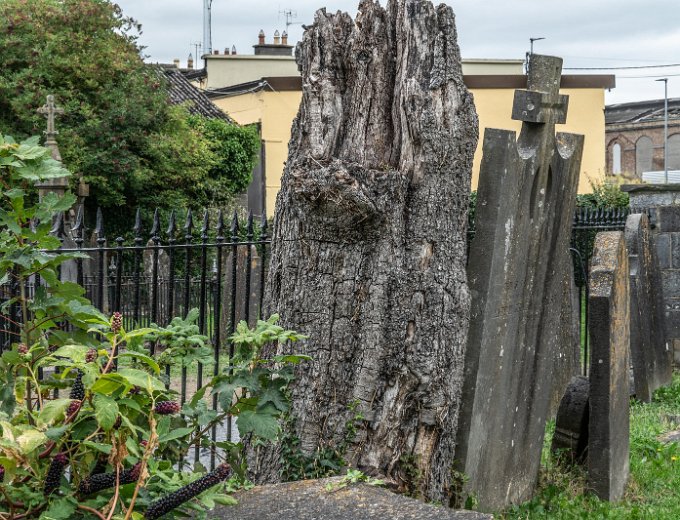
[77, 505, 106, 520]
[123, 415, 158, 520]
[104, 465, 121, 520]
[13, 503, 46, 519]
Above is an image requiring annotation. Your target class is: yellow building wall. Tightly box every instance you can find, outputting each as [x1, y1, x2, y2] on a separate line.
[215, 86, 605, 216]
[213, 91, 302, 217]
[470, 88, 605, 193]
[205, 56, 299, 90]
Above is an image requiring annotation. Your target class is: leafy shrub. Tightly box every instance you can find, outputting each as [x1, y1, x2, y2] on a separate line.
[0, 134, 306, 518]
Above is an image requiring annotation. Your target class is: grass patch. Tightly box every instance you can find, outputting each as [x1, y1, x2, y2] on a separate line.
[498, 374, 680, 519]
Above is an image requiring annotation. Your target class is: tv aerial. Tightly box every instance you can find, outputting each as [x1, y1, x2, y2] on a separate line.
[279, 8, 301, 32]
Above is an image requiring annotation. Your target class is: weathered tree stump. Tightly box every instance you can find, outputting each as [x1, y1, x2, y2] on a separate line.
[257, 0, 478, 502]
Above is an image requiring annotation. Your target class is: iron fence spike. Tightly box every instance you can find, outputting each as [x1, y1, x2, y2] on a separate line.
[95, 207, 105, 238]
[184, 209, 194, 235]
[230, 210, 240, 240]
[166, 210, 177, 236]
[133, 208, 142, 236]
[150, 208, 161, 238]
[246, 210, 254, 238]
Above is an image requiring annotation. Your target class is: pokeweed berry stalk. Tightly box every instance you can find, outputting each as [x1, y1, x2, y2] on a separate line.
[43, 453, 68, 495]
[78, 463, 142, 495]
[144, 463, 231, 520]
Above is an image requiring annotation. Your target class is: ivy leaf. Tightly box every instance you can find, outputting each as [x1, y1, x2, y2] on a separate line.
[93, 394, 119, 431]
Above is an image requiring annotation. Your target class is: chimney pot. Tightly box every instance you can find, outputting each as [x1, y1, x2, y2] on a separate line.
[258, 29, 265, 45]
[231, 45, 237, 55]
[274, 30, 281, 45]
[282, 31, 288, 45]
[213, 49, 219, 55]
[187, 53, 194, 69]
[173, 58, 180, 68]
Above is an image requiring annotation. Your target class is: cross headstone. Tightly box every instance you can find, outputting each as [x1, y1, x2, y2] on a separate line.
[455, 55, 584, 511]
[588, 231, 630, 502]
[35, 94, 69, 199]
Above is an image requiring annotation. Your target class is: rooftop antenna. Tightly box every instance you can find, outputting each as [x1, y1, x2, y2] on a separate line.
[191, 41, 202, 61]
[279, 8, 301, 32]
[525, 36, 546, 73]
[203, 0, 213, 57]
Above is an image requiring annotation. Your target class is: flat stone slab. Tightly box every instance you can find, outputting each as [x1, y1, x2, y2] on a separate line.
[209, 478, 493, 520]
[659, 429, 680, 444]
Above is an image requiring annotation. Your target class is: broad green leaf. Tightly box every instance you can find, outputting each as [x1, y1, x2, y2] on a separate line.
[17, 429, 47, 454]
[83, 441, 112, 454]
[51, 344, 90, 363]
[40, 496, 77, 519]
[158, 427, 195, 443]
[93, 394, 119, 431]
[236, 409, 280, 441]
[38, 398, 71, 427]
[118, 368, 166, 393]
[45, 425, 70, 441]
[91, 374, 126, 395]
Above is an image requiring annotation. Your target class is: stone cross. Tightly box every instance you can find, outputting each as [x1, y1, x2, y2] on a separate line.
[34, 94, 69, 197]
[455, 55, 584, 511]
[37, 94, 64, 143]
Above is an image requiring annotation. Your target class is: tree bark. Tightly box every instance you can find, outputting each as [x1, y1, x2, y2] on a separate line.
[258, 0, 478, 502]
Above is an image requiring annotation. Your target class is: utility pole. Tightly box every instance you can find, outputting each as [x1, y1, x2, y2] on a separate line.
[656, 78, 669, 183]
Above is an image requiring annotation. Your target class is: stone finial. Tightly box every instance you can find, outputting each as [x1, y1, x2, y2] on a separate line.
[511, 55, 568, 125]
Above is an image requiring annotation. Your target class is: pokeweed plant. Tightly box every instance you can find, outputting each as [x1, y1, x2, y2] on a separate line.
[0, 134, 308, 519]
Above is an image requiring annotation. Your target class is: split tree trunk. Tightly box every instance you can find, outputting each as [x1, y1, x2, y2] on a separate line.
[258, 0, 478, 502]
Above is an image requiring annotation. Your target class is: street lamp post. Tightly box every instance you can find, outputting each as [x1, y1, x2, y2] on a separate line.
[656, 78, 669, 184]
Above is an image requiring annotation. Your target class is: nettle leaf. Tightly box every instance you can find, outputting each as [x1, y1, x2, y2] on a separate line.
[38, 398, 71, 427]
[235, 408, 280, 441]
[93, 394, 119, 431]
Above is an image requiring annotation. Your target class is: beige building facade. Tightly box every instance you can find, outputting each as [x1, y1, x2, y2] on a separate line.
[203, 35, 614, 216]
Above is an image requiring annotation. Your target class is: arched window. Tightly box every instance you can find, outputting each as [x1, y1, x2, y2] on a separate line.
[636, 136, 653, 175]
[612, 143, 622, 174]
[668, 133, 680, 171]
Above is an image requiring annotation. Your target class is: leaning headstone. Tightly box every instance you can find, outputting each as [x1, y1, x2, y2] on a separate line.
[588, 231, 630, 502]
[624, 213, 672, 402]
[210, 478, 493, 520]
[551, 375, 589, 464]
[455, 54, 584, 510]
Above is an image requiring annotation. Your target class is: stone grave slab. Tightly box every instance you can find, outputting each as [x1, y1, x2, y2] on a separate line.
[455, 54, 584, 510]
[551, 375, 589, 464]
[624, 213, 672, 402]
[588, 231, 630, 502]
[209, 478, 493, 520]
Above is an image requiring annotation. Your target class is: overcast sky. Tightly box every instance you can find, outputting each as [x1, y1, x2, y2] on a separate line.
[115, 0, 680, 105]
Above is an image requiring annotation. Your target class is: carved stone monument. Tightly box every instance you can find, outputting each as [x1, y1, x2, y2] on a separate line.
[625, 212, 672, 402]
[588, 231, 630, 502]
[35, 95, 69, 199]
[455, 55, 584, 510]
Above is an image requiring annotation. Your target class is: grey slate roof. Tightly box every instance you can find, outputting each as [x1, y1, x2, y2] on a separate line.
[606, 98, 680, 125]
[163, 68, 232, 122]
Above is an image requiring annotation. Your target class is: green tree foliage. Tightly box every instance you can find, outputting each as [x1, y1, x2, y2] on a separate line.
[0, 0, 258, 212]
[575, 176, 630, 208]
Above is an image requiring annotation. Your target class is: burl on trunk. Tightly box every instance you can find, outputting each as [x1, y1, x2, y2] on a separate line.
[256, 0, 477, 502]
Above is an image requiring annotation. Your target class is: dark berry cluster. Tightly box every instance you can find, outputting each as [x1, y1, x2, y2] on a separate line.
[154, 401, 180, 415]
[144, 463, 231, 519]
[0, 464, 5, 482]
[67, 400, 81, 417]
[69, 371, 85, 400]
[17, 343, 28, 355]
[111, 312, 123, 333]
[78, 462, 141, 495]
[44, 453, 68, 495]
[85, 348, 98, 363]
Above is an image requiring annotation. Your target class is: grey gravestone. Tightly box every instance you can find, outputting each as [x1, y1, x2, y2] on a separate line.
[549, 261, 582, 417]
[455, 55, 584, 510]
[210, 478, 493, 520]
[588, 231, 630, 502]
[624, 213, 672, 402]
[551, 375, 589, 464]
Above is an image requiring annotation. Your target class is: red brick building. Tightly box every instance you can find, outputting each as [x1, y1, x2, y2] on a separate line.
[605, 98, 680, 179]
